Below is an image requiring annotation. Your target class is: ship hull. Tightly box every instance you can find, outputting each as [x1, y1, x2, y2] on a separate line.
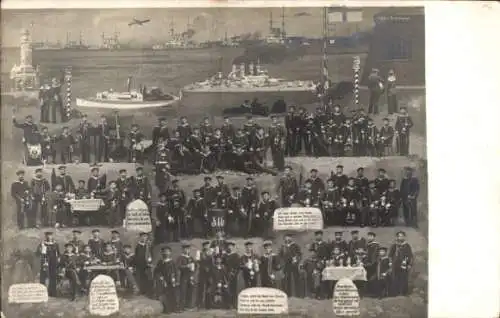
[76, 97, 180, 110]
[180, 89, 318, 110]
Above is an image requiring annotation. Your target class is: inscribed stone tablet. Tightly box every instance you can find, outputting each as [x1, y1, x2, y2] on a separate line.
[8, 283, 48, 304]
[125, 199, 152, 232]
[273, 207, 323, 231]
[333, 278, 360, 316]
[89, 275, 119, 316]
[237, 287, 288, 315]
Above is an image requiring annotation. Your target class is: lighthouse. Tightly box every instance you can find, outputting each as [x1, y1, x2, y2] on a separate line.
[10, 28, 40, 91]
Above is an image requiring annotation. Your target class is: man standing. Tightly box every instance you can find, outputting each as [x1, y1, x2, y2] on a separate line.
[367, 68, 384, 115]
[389, 231, 413, 296]
[55, 126, 75, 164]
[78, 115, 92, 163]
[196, 241, 213, 310]
[130, 166, 152, 205]
[37, 231, 60, 297]
[305, 168, 325, 199]
[96, 115, 111, 163]
[400, 167, 420, 227]
[135, 232, 153, 296]
[116, 169, 133, 221]
[276, 166, 299, 207]
[378, 118, 394, 157]
[330, 165, 348, 190]
[152, 117, 171, 147]
[177, 242, 196, 311]
[154, 246, 178, 314]
[225, 241, 240, 308]
[12, 114, 39, 145]
[284, 106, 299, 156]
[11, 169, 31, 229]
[260, 241, 282, 288]
[221, 116, 236, 141]
[395, 107, 414, 156]
[279, 234, 302, 297]
[256, 191, 278, 238]
[365, 232, 380, 295]
[31, 168, 50, 227]
[53, 165, 75, 194]
[240, 241, 260, 289]
[347, 230, 367, 259]
[242, 177, 259, 236]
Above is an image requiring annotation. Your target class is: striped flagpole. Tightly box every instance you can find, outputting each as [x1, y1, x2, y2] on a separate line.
[322, 7, 329, 108]
[353, 56, 361, 106]
[64, 66, 72, 120]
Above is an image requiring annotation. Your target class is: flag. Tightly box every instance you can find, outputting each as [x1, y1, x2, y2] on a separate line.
[322, 56, 329, 91]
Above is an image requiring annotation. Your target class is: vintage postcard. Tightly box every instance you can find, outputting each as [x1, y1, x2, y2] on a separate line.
[1, 1, 497, 317]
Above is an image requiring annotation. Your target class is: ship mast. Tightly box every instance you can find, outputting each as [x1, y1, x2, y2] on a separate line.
[281, 7, 286, 41]
[322, 7, 329, 108]
[169, 18, 175, 38]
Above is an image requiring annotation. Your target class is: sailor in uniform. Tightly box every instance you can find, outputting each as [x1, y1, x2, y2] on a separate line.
[128, 124, 145, 163]
[395, 107, 414, 156]
[39, 83, 51, 123]
[177, 242, 196, 311]
[154, 246, 178, 313]
[37, 231, 60, 297]
[367, 68, 384, 115]
[388, 231, 413, 296]
[276, 165, 299, 207]
[96, 115, 111, 163]
[11, 169, 31, 229]
[279, 234, 302, 297]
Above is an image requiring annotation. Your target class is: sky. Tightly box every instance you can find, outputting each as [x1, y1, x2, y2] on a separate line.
[1, 7, 382, 47]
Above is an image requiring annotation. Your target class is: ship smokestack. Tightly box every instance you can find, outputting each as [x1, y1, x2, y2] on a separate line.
[249, 62, 255, 75]
[127, 76, 132, 92]
[239, 63, 245, 77]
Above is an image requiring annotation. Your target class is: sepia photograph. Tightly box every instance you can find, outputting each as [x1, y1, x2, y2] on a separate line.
[1, 2, 431, 317]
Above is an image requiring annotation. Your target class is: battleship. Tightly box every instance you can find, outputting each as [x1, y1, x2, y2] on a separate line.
[181, 60, 318, 109]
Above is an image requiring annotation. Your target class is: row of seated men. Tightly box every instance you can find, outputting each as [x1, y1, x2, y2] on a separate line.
[13, 105, 414, 168]
[11, 162, 420, 232]
[39, 229, 413, 313]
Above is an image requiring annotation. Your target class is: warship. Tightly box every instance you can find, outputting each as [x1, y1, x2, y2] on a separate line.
[76, 77, 180, 110]
[181, 60, 318, 109]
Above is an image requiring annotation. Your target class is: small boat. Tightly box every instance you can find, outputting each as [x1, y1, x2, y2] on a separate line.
[76, 78, 180, 110]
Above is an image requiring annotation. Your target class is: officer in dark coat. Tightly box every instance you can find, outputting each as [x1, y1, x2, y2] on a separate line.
[53, 165, 75, 193]
[256, 191, 278, 238]
[152, 117, 171, 146]
[116, 169, 133, 220]
[241, 177, 259, 236]
[31, 168, 50, 227]
[330, 165, 348, 190]
[154, 246, 179, 313]
[400, 167, 420, 227]
[130, 166, 152, 204]
[395, 107, 414, 156]
[196, 241, 213, 309]
[221, 116, 236, 141]
[177, 242, 196, 311]
[367, 68, 384, 115]
[11, 169, 31, 229]
[260, 241, 282, 288]
[96, 115, 111, 163]
[88, 229, 105, 260]
[284, 106, 299, 156]
[279, 234, 302, 297]
[240, 241, 260, 288]
[12, 114, 39, 145]
[310, 230, 330, 262]
[374, 168, 390, 196]
[305, 168, 325, 198]
[37, 231, 60, 297]
[347, 230, 367, 259]
[389, 231, 413, 296]
[225, 241, 240, 308]
[365, 232, 380, 295]
[330, 231, 348, 255]
[378, 118, 394, 156]
[276, 166, 299, 207]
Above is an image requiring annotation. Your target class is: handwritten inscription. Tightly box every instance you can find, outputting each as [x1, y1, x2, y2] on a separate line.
[89, 275, 119, 316]
[273, 207, 323, 231]
[238, 287, 288, 314]
[333, 278, 360, 316]
[8, 283, 48, 303]
[125, 199, 152, 232]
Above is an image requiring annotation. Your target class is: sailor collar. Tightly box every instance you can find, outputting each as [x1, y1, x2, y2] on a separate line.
[315, 240, 324, 244]
[367, 241, 379, 245]
[16, 180, 26, 183]
[90, 237, 102, 242]
[137, 241, 147, 246]
[91, 176, 100, 180]
[111, 239, 121, 243]
[263, 253, 275, 257]
[162, 258, 172, 262]
[34, 176, 44, 180]
[44, 240, 55, 245]
[103, 251, 115, 256]
[64, 252, 75, 256]
[181, 253, 191, 258]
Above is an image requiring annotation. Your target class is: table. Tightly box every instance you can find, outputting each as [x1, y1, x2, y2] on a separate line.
[67, 199, 105, 212]
[84, 264, 125, 271]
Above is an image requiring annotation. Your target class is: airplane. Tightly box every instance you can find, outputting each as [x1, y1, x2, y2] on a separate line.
[128, 18, 151, 26]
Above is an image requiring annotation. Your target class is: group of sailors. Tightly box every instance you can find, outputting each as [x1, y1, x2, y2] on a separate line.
[13, 104, 414, 169]
[11, 160, 420, 232]
[37, 229, 414, 312]
[38, 76, 67, 124]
